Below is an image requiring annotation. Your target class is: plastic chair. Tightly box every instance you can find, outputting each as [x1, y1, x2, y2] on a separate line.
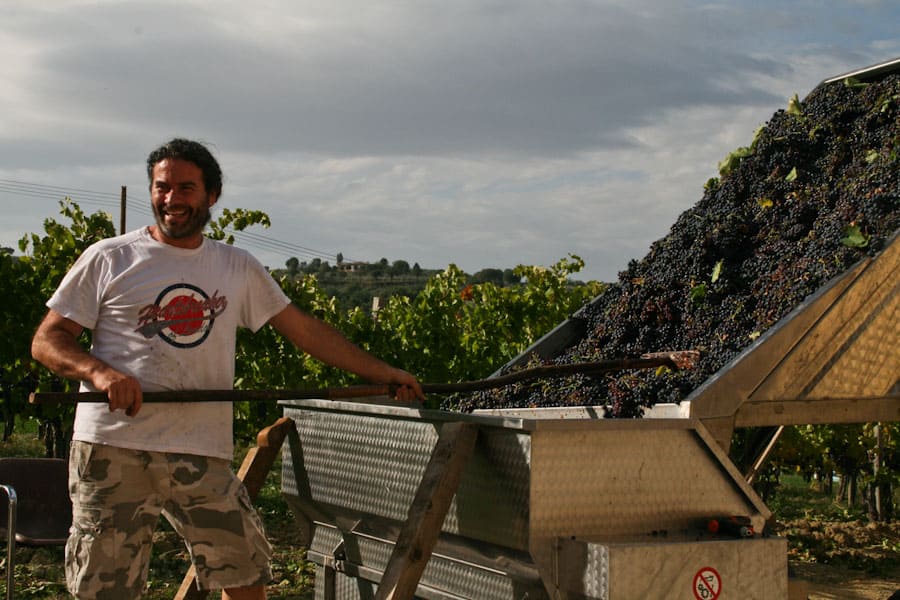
[0, 457, 72, 600]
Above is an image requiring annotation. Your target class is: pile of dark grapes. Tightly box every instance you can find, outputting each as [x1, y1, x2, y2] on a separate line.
[450, 72, 900, 417]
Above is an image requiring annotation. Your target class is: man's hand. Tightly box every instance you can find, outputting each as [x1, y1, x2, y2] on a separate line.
[384, 367, 424, 403]
[94, 369, 143, 416]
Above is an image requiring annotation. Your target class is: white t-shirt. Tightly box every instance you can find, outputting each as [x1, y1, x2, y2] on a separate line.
[47, 227, 291, 459]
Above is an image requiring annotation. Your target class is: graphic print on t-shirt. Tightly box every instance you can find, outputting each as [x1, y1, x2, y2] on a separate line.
[135, 283, 228, 348]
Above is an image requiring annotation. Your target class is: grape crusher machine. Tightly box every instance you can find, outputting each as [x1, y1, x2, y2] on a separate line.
[278, 59, 899, 600]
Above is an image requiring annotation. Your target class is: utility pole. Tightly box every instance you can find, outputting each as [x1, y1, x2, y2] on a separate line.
[119, 186, 127, 234]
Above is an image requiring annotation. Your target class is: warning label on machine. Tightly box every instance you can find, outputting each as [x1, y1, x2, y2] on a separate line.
[693, 566, 722, 599]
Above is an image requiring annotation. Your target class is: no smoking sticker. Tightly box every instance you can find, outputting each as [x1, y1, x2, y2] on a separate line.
[693, 566, 721, 600]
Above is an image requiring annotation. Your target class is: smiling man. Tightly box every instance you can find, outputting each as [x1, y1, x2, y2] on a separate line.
[31, 138, 423, 600]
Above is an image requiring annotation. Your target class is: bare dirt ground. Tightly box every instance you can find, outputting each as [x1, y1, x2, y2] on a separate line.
[791, 562, 899, 600]
[775, 513, 900, 600]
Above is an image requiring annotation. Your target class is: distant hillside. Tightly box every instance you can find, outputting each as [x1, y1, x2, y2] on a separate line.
[271, 258, 536, 312]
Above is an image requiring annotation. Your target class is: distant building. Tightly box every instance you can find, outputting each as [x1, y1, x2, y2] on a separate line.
[338, 261, 368, 272]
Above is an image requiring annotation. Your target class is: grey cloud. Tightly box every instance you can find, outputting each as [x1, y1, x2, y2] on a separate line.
[21, 1, 786, 159]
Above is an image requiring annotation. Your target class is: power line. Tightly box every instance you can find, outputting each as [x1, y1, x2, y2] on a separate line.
[0, 180, 123, 209]
[0, 178, 356, 264]
[0, 178, 121, 201]
[230, 229, 338, 262]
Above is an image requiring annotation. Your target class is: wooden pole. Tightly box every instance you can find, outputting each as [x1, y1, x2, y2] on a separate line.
[29, 350, 700, 405]
[874, 423, 883, 520]
[119, 186, 127, 234]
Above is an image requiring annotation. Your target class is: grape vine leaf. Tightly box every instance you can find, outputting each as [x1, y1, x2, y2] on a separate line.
[841, 225, 869, 248]
[690, 283, 708, 304]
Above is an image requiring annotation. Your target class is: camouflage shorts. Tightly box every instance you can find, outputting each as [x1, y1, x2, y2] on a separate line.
[67, 441, 272, 598]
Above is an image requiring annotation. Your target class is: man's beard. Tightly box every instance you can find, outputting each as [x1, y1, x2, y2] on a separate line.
[152, 203, 212, 240]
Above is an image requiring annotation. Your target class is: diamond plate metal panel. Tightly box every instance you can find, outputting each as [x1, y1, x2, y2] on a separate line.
[289, 408, 436, 521]
[604, 537, 787, 599]
[282, 403, 533, 549]
[309, 525, 546, 600]
[582, 543, 610, 599]
[529, 427, 761, 540]
[807, 282, 899, 397]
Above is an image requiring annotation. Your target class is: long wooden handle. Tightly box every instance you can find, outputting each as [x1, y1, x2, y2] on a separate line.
[29, 385, 395, 405]
[29, 350, 699, 404]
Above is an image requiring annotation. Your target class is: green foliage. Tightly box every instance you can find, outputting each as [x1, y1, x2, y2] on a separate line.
[359, 255, 602, 389]
[206, 207, 271, 243]
[762, 422, 899, 521]
[687, 259, 725, 306]
[273, 257, 447, 313]
[710, 259, 723, 283]
[3, 200, 117, 453]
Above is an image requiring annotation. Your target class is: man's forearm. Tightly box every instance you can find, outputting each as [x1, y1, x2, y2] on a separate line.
[32, 324, 107, 385]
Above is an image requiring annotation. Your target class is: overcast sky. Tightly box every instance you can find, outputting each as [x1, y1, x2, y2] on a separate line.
[2, 1, 898, 281]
